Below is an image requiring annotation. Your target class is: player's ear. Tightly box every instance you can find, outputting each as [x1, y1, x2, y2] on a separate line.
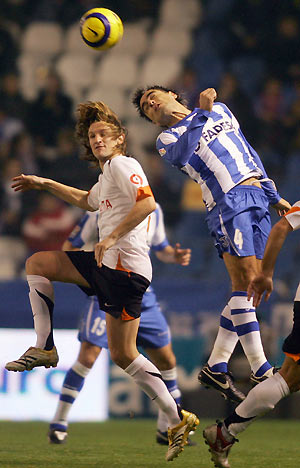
[168, 91, 177, 99]
[117, 133, 125, 145]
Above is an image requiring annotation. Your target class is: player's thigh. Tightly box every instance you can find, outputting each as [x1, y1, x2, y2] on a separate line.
[223, 253, 260, 290]
[146, 343, 176, 370]
[105, 314, 140, 366]
[25, 250, 90, 286]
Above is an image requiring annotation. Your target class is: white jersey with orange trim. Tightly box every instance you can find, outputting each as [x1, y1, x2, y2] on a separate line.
[87, 154, 154, 281]
[285, 201, 300, 231]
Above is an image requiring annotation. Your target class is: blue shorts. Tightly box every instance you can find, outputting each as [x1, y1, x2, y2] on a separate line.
[78, 293, 171, 350]
[206, 186, 271, 259]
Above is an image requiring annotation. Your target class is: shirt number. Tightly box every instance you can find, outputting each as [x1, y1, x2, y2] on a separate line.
[91, 317, 106, 336]
[234, 228, 243, 250]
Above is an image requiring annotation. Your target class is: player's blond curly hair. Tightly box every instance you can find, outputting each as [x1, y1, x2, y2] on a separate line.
[75, 101, 127, 164]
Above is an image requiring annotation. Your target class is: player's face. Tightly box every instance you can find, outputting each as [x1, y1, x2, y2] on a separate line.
[88, 122, 123, 161]
[140, 89, 179, 126]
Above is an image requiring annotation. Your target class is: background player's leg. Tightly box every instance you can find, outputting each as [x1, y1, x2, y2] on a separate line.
[146, 344, 182, 444]
[49, 341, 101, 444]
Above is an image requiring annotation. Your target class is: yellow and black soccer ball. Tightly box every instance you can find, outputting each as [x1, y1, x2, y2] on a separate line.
[80, 8, 123, 51]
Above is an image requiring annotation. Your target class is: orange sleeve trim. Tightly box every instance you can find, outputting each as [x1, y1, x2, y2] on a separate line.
[116, 254, 131, 273]
[284, 351, 300, 362]
[121, 307, 135, 321]
[146, 215, 151, 233]
[285, 206, 300, 217]
[136, 185, 154, 201]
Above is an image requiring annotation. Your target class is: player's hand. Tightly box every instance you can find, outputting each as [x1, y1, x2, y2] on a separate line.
[174, 243, 191, 266]
[272, 198, 291, 216]
[94, 236, 117, 267]
[247, 274, 273, 307]
[199, 88, 217, 112]
[11, 174, 44, 192]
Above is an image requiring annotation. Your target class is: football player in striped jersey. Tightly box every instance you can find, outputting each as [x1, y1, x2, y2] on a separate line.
[133, 86, 291, 402]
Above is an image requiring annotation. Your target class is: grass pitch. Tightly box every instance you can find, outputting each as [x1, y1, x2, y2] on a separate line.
[0, 419, 298, 468]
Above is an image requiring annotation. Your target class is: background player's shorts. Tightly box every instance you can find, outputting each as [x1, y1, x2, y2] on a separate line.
[78, 296, 108, 348]
[66, 251, 150, 320]
[206, 185, 271, 259]
[78, 294, 171, 350]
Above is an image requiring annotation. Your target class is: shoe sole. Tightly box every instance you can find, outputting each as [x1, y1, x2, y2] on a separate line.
[6, 362, 58, 372]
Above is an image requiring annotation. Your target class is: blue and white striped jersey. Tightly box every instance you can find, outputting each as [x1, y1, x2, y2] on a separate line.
[156, 102, 281, 212]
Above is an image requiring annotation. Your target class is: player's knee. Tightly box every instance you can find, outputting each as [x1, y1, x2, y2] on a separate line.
[110, 348, 127, 368]
[25, 252, 47, 275]
[155, 355, 176, 371]
[79, 352, 98, 368]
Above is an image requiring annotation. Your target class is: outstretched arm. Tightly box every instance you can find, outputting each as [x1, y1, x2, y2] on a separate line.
[247, 217, 293, 306]
[11, 174, 93, 211]
[155, 243, 191, 266]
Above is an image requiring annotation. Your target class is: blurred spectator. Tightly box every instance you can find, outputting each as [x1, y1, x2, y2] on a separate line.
[255, 77, 288, 152]
[0, 72, 29, 122]
[28, 70, 74, 147]
[172, 67, 199, 110]
[40, 128, 97, 189]
[265, 16, 300, 82]
[0, 158, 24, 236]
[22, 192, 78, 254]
[0, 19, 18, 76]
[10, 131, 38, 174]
[217, 72, 257, 142]
[0, 107, 24, 160]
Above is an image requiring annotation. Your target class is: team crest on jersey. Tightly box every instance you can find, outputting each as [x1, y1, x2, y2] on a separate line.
[130, 174, 143, 185]
[219, 235, 229, 248]
[158, 148, 166, 156]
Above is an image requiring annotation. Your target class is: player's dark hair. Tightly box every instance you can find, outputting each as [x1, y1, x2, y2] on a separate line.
[132, 85, 187, 122]
[75, 101, 128, 164]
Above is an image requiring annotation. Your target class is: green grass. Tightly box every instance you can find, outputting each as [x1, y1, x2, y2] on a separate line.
[0, 419, 298, 468]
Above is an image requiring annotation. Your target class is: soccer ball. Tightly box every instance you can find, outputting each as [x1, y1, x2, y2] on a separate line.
[80, 8, 123, 51]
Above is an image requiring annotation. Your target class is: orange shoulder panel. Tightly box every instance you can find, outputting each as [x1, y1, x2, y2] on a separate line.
[136, 185, 154, 201]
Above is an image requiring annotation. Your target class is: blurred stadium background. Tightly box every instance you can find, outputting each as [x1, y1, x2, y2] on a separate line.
[0, 0, 300, 422]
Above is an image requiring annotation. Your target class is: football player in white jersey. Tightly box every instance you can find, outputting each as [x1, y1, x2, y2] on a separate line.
[48, 205, 195, 447]
[5, 101, 199, 461]
[203, 201, 300, 468]
[133, 85, 291, 403]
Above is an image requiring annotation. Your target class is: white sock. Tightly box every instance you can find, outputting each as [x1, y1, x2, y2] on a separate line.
[51, 360, 91, 426]
[157, 368, 181, 433]
[225, 373, 290, 436]
[125, 354, 181, 428]
[229, 293, 271, 375]
[27, 274, 54, 350]
[208, 304, 239, 372]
